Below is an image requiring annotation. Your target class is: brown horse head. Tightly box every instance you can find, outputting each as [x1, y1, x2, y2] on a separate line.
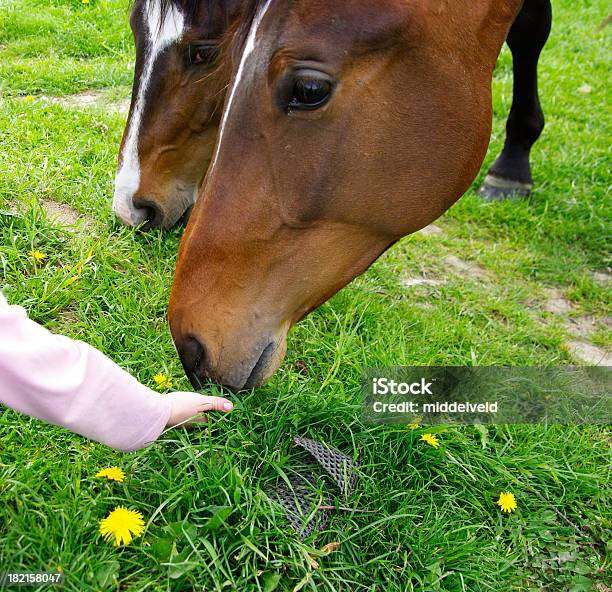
[113, 0, 242, 229]
[169, 0, 523, 390]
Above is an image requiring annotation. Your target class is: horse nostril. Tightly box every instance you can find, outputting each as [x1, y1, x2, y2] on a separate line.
[179, 336, 206, 389]
[132, 197, 164, 230]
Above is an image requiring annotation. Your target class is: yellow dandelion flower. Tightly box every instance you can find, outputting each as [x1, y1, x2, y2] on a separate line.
[95, 467, 126, 483]
[153, 372, 172, 390]
[420, 433, 440, 448]
[496, 491, 517, 514]
[82, 0, 90, 4]
[29, 250, 46, 264]
[24, 95, 35, 102]
[406, 417, 422, 430]
[99, 506, 145, 546]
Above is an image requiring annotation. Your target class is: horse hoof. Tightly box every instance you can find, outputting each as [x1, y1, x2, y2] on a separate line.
[479, 174, 533, 202]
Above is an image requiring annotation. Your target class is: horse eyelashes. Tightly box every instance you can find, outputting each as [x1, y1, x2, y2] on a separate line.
[187, 43, 219, 67]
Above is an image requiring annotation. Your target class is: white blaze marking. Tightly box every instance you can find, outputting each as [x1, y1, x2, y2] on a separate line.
[209, 0, 274, 172]
[113, 0, 185, 226]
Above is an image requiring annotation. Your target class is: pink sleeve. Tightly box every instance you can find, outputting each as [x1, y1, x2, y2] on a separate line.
[0, 294, 172, 452]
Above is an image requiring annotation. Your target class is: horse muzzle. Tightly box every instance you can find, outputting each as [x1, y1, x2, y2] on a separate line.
[172, 324, 288, 391]
[112, 175, 197, 230]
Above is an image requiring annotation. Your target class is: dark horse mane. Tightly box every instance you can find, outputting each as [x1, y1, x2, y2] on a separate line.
[227, 0, 270, 64]
[153, 0, 268, 59]
[154, 0, 225, 27]
[152, 0, 264, 32]
[154, 0, 273, 81]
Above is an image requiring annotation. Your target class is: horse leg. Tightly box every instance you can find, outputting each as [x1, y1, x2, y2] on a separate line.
[480, 0, 552, 201]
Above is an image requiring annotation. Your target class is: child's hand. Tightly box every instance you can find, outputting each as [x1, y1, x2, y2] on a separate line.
[166, 392, 233, 428]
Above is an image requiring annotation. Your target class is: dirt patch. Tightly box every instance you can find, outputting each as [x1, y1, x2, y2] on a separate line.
[543, 288, 574, 314]
[110, 98, 131, 114]
[56, 308, 81, 328]
[401, 277, 443, 288]
[535, 286, 611, 362]
[1, 198, 90, 228]
[418, 224, 443, 237]
[566, 315, 612, 339]
[2, 200, 20, 215]
[40, 199, 83, 226]
[443, 255, 487, 279]
[34, 91, 131, 115]
[566, 341, 612, 366]
[51, 91, 100, 108]
[592, 270, 611, 284]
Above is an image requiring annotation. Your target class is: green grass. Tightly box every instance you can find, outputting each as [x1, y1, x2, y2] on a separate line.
[0, 0, 611, 590]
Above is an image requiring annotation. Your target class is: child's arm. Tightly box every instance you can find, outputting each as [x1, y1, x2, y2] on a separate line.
[0, 295, 231, 451]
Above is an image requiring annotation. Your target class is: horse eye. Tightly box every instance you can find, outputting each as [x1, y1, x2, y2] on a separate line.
[287, 74, 333, 112]
[188, 44, 218, 67]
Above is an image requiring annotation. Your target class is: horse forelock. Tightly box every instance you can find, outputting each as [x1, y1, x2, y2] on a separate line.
[138, 0, 227, 30]
[132, 0, 270, 66]
[144, 0, 195, 31]
[228, 0, 271, 62]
